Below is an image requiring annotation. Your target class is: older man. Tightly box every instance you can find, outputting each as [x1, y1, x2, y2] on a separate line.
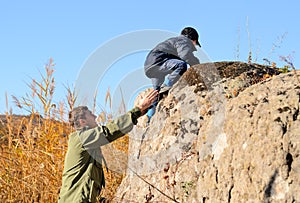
[58, 89, 158, 203]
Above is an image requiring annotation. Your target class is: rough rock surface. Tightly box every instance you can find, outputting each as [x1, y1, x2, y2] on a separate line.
[113, 61, 300, 203]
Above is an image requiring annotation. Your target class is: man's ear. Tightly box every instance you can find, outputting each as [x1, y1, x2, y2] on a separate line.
[78, 118, 86, 127]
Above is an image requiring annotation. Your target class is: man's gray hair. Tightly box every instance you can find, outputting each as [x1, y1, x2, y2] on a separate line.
[68, 106, 89, 129]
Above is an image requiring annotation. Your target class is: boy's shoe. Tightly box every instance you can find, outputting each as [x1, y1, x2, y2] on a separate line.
[159, 85, 171, 94]
[146, 116, 151, 126]
[158, 85, 171, 100]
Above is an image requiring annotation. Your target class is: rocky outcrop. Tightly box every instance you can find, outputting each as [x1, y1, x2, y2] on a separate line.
[113, 62, 300, 203]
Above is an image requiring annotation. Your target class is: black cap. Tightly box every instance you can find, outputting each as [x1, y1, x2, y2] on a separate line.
[181, 27, 201, 47]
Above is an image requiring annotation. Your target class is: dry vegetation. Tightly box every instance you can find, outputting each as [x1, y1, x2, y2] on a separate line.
[0, 58, 128, 202]
[1, 53, 295, 203]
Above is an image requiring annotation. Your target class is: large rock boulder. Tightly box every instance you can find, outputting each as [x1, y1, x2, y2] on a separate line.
[113, 62, 300, 203]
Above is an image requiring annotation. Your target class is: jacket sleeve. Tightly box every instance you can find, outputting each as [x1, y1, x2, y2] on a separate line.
[176, 38, 200, 66]
[78, 107, 142, 149]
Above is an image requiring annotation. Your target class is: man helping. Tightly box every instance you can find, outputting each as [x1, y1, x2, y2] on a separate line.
[58, 89, 158, 203]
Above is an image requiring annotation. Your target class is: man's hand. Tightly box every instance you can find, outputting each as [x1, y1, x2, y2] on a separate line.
[136, 89, 158, 115]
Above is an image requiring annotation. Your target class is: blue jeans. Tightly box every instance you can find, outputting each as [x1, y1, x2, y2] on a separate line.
[146, 59, 187, 123]
[150, 59, 187, 90]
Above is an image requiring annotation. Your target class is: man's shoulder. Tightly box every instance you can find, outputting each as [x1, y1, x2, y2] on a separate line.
[67, 131, 82, 145]
[68, 131, 79, 139]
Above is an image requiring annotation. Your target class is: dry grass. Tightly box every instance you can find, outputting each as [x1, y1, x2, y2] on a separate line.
[0, 114, 69, 202]
[0, 58, 128, 202]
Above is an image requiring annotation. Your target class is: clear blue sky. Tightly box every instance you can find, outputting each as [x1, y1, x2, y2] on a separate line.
[1, 0, 299, 115]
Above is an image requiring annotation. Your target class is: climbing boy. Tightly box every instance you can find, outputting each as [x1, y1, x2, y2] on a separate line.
[144, 27, 201, 124]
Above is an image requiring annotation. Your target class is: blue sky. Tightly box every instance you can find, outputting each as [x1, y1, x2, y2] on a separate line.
[1, 0, 299, 115]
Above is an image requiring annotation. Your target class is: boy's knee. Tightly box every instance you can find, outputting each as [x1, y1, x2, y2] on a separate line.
[178, 62, 187, 75]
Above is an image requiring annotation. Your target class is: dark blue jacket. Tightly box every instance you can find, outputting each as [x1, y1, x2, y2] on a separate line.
[144, 35, 200, 77]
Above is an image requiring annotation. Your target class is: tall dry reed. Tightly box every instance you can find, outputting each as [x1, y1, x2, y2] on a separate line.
[0, 58, 128, 202]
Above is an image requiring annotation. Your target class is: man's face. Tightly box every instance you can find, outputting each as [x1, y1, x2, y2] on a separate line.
[83, 110, 98, 128]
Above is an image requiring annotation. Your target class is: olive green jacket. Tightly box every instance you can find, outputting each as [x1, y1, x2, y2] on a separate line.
[58, 107, 141, 203]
